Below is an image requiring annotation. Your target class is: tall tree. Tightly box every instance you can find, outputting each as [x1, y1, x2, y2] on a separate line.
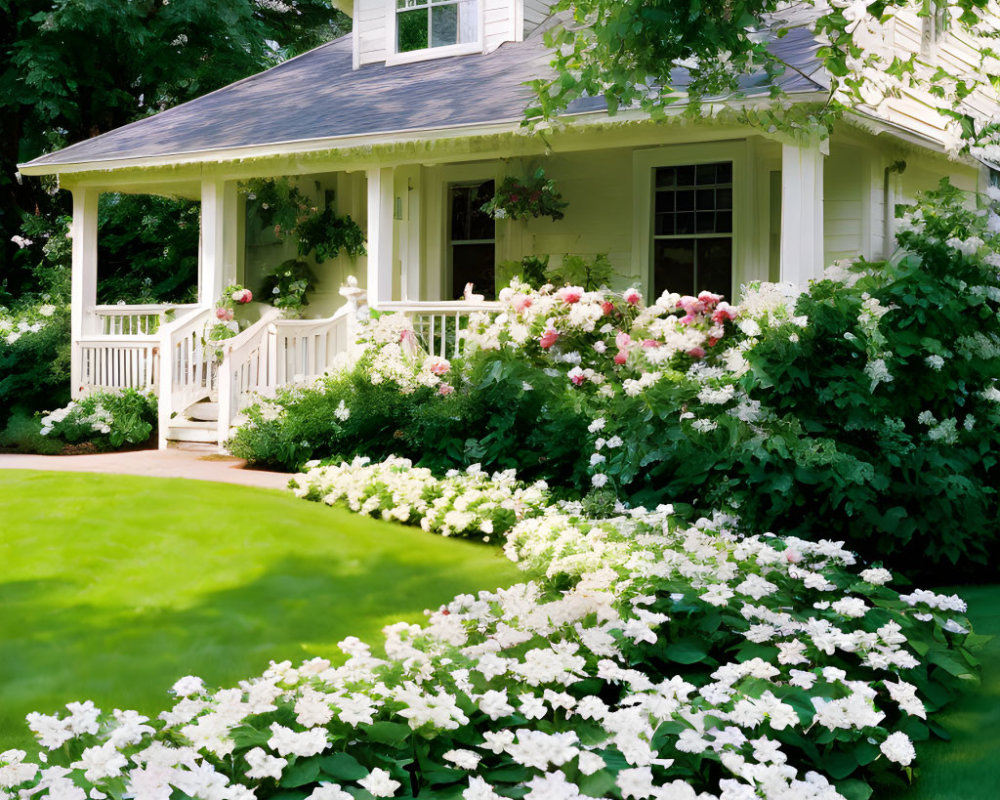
[532, 1, 1000, 156]
[0, 0, 349, 300]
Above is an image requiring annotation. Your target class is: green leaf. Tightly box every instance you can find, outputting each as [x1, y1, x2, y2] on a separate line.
[280, 758, 322, 788]
[365, 721, 412, 746]
[320, 753, 369, 781]
[835, 779, 874, 800]
[663, 638, 709, 664]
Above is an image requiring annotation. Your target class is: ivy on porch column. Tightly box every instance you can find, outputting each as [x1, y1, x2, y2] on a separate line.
[70, 186, 99, 398]
[779, 138, 827, 287]
[366, 166, 395, 306]
[198, 177, 238, 306]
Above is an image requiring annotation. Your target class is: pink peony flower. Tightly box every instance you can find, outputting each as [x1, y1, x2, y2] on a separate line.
[240, 289, 253, 303]
[697, 290, 723, 308]
[557, 286, 584, 304]
[601, 301, 615, 316]
[614, 350, 628, 365]
[641, 339, 660, 348]
[568, 366, 587, 385]
[785, 550, 802, 564]
[677, 295, 705, 314]
[511, 294, 533, 313]
[428, 359, 451, 375]
[712, 302, 737, 324]
[623, 287, 642, 306]
[687, 346, 706, 359]
[539, 327, 559, 349]
[438, 384, 455, 396]
[679, 314, 696, 326]
[615, 331, 632, 351]
[216, 307, 229, 320]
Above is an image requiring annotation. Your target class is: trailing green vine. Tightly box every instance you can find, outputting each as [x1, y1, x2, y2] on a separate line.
[242, 177, 366, 263]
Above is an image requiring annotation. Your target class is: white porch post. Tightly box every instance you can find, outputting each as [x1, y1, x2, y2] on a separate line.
[70, 186, 99, 398]
[199, 177, 237, 306]
[779, 139, 826, 287]
[366, 166, 395, 307]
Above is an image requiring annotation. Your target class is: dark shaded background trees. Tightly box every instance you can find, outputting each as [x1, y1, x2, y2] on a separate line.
[0, 0, 349, 303]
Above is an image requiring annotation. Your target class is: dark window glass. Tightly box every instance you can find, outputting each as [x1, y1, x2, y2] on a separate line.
[451, 180, 495, 300]
[652, 162, 733, 297]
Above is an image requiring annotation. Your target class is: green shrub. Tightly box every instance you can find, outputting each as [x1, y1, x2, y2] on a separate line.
[40, 388, 158, 450]
[0, 302, 71, 427]
[0, 408, 64, 454]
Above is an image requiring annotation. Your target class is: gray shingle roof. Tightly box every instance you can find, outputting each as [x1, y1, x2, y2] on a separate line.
[21, 21, 825, 171]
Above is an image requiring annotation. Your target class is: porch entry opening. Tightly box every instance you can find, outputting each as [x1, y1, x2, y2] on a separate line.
[449, 180, 495, 300]
[652, 161, 733, 298]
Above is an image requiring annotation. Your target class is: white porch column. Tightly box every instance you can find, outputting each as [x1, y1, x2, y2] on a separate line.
[366, 166, 395, 307]
[198, 177, 237, 306]
[70, 186, 99, 398]
[779, 139, 826, 287]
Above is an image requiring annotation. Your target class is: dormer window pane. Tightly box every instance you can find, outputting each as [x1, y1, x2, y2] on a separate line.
[397, 0, 479, 54]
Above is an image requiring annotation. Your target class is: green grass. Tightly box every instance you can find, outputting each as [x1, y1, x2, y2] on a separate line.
[886, 584, 1000, 800]
[0, 470, 523, 751]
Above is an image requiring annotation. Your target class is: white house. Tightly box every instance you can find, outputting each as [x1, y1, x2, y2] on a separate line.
[16, 0, 999, 448]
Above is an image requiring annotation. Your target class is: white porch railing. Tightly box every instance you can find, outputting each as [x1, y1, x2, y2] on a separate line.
[377, 300, 501, 358]
[93, 303, 198, 335]
[77, 335, 160, 392]
[75, 290, 502, 449]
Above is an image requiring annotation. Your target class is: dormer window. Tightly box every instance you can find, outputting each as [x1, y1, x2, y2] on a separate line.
[396, 0, 480, 53]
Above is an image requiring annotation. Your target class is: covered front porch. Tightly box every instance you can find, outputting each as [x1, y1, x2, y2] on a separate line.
[65, 127, 836, 449]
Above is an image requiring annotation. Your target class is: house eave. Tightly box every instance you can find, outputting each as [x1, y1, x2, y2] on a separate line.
[17, 91, 831, 181]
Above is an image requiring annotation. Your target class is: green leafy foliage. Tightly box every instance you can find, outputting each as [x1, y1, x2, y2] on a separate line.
[263, 259, 317, 316]
[38, 388, 157, 450]
[0, 302, 70, 426]
[2, 0, 349, 300]
[243, 178, 365, 264]
[480, 168, 568, 221]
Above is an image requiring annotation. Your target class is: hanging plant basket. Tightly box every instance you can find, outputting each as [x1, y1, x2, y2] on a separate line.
[480, 168, 568, 222]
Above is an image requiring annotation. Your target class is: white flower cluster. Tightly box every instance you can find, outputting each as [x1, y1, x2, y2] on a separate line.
[40, 399, 113, 437]
[7, 503, 969, 800]
[357, 314, 451, 394]
[292, 456, 550, 541]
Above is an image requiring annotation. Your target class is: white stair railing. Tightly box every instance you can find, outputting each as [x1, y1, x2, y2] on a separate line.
[376, 300, 501, 358]
[215, 307, 283, 446]
[273, 307, 351, 386]
[157, 307, 214, 448]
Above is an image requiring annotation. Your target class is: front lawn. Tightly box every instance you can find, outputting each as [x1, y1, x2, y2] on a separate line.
[0, 470, 522, 751]
[889, 584, 1000, 800]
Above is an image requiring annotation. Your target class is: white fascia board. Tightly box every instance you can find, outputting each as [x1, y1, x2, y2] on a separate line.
[843, 108, 982, 167]
[17, 90, 829, 178]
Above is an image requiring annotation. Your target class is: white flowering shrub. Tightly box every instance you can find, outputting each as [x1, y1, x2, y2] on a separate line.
[38, 389, 158, 450]
[291, 456, 551, 541]
[0, 300, 70, 428]
[2, 505, 981, 800]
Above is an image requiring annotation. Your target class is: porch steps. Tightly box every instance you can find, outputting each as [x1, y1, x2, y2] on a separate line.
[165, 417, 219, 445]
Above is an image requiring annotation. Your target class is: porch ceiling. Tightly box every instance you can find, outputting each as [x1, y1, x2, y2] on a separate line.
[19, 20, 826, 176]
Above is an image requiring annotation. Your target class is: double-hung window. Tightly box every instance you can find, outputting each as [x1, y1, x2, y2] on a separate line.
[397, 0, 479, 54]
[651, 162, 733, 297]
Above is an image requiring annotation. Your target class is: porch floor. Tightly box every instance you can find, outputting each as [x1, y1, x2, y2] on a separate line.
[0, 449, 290, 490]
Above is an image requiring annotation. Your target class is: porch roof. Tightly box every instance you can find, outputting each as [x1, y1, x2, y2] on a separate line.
[20, 21, 826, 174]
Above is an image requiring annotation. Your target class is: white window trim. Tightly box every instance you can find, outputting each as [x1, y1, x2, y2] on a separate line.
[632, 142, 751, 302]
[384, 0, 484, 66]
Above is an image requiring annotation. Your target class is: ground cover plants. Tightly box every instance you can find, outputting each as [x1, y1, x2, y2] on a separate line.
[0, 479, 984, 800]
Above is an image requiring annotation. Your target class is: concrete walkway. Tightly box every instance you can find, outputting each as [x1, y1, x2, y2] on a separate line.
[0, 447, 292, 490]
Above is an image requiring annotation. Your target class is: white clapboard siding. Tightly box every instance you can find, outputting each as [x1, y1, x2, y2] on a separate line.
[484, 0, 515, 53]
[357, 0, 389, 66]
